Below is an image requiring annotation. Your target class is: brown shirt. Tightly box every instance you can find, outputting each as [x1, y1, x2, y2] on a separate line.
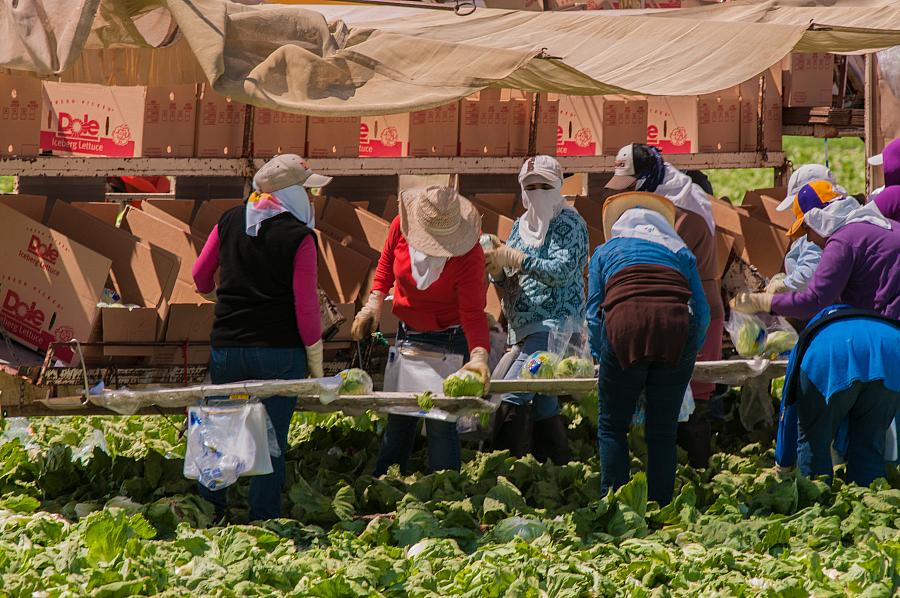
[675, 207, 725, 320]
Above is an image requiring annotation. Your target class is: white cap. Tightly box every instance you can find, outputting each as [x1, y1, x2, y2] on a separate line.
[519, 155, 564, 186]
[776, 164, 839, 211]
[605, 144, 638, 190]
[868, 153, 884, 166]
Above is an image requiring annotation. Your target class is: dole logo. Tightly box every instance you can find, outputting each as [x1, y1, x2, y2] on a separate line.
[28, 235, 59, 264]
[2, 290, 45, 328]
[57, 112, 100, 138]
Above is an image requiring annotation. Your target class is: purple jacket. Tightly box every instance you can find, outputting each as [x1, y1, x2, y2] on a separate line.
[771, 221, 900, 319]
[883, 138, 900, 187]
[875, 186, 900, 222]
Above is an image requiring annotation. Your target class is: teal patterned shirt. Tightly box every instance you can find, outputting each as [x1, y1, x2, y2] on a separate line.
[495, 207, 589, 344]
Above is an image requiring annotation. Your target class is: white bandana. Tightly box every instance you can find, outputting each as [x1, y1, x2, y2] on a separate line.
[610, 208, 687, 254]
[804, 198, 892, 238]
[653, 164, 715, 234]
[519, 182, 565, 248]
[408, 244, 448, 291]
[245, 183, 314, 237]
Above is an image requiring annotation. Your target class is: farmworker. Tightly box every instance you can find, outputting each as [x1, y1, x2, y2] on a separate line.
[351, 186, 491, 476]
[767, 165, 845, 293]
[866, 137, 900, 201]
[485, 155, 588, 464]
[731, 180, 900, 320]
[191, 154, 331, 521]
[605, 144, 721, 469]
[588, 192, 710, 505]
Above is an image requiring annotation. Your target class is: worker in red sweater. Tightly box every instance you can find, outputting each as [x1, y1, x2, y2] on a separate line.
[351, 186, 491, 475]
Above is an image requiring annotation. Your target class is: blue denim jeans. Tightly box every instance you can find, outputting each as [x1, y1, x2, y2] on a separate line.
[596, 334, 698, 506]
[500, 331, 561, 422]
[200, 346, 307, 520]
[373, 326, 468, 476]
[796, 373, 900, 487]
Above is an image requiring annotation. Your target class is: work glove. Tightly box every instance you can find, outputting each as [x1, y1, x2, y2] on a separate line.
[485, 245, 525, 275]
[461, 347, 491, 395]
[305, 339, 324, 378]
[351, 291, 384, 341]
[765, 274, 790, 295]
[730, 292, 774, 315]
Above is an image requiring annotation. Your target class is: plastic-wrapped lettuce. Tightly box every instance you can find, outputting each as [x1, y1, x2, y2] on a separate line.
[519, 352, 559, 380]
[443, 370, 485, 397]
[555, 356, 594, 378]
[764, 330, 798, 356]
[338, 369, 373, 395]
[726, 312, 767, 358]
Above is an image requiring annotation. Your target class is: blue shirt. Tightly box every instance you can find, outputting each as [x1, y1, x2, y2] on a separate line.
[497, 208, 588, 344]
[586, 237, 710, 361]
[783, 235, 823, 292]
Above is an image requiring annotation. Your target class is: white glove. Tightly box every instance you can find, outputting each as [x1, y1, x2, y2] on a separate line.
[305, 340, 324, 378]
[351, 291, 384, 341]
[485, 245, 525, 275]
[730, 292, 774, 315]
[461, 347, 491, 394]
[765, 274, 789, 295]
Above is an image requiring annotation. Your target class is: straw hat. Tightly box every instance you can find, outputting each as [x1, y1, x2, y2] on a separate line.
[399, 186, 481, 258]
[602, 191, 676, 240]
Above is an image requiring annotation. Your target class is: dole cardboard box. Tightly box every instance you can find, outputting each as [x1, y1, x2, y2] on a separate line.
[71, 202, 121, 227]
[143, 85, 198, 157]
[360, 114, 409, 158]
[307, 115, 361, 158]
[317, 229, 374, 304]
[740, 186, 793, 230]
[321, 196, 391, 253]
[509, 91, 559, 156]
[739, 66, 783, 152]
[409, 103, 459, 157]
[557, 96, 647, 157]
[647, 91, 739, 154]
[698, 89, 740, 152]
[0, 203, 111, 363]
[41, 82, 145, 157]
[196, 83, 246, 157]
[252, 108, 307, 158]
[783, 53, 834, 108]
[121, 206, 206, 293]
[459, 89, 510, 157]
[0, 74, 42, 157]
[191, 198, 244, 237]
[101, 305, 160, 357]
[141, 199, 197, 229]
[0, 194, 49, 224]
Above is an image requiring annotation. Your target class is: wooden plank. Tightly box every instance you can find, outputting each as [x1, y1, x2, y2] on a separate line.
[0, 369, 49, 409]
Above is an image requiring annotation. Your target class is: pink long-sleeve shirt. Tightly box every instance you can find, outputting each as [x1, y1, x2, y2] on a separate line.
[192, 224, 322, 347]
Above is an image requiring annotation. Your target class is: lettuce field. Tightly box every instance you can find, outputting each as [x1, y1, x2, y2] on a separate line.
[1, 398, 899, 597]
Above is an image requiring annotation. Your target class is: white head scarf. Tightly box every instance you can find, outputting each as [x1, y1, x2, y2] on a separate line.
[407, 243, 448, 291]
[652, 164, 715, 234]
[804, 197, 892, 238]
[518, 156, 566, 247]
[777, 164, 846, 211]
[245, 183, 315, 237]
[609, 208, 687, 254]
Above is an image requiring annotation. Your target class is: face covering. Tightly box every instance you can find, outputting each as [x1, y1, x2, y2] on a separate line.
[609, 208, 687, 254]
[407, 244, 448, 291]
[519, 182, 565, 247]
[804, 197, 892, 238]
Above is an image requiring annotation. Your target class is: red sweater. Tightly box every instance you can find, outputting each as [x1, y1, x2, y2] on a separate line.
[372, 218, 489, 352]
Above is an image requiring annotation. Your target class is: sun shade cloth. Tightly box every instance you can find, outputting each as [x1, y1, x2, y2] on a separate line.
[2, 0, 900, 116]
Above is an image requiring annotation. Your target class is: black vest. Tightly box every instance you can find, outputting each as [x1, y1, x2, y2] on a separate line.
[211, 207, 313, 347]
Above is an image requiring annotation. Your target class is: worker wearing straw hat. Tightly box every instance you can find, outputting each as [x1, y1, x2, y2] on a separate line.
[192, 154, 332, 521]
[485, 155, 589, 465]
[352, 186, 491, 475]
[606, 143, 721, 469]
[588, 192, 710, 505]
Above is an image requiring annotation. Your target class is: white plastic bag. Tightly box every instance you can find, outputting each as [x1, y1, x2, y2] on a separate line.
[726, 311, 797, 358]
[548, 318, 595, 379]
[631, 386, 694, 426]
[383, 341, 462, 421]
[183, 402, 275, 490]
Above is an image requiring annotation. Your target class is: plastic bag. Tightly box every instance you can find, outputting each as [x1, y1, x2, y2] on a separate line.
[519, 351, 559, 380]
[548, 318, 595, 379]
[183, 402, 275, 490]
[443, 369, 485, 397]
[726, 311, 798, 358]
[337, 369, 373, 396]
[632, 387, 694, 425]
[383, 341, 461, 421]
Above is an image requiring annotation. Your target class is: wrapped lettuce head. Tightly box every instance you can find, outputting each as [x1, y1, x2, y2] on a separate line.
[555, 356, 594, 378]
[338, 369, 373, 395]
[519, 352, 559, 380]
[733, 317, 766, 358]
[764, 330, 797, 356]
[443, 370, 485, 397]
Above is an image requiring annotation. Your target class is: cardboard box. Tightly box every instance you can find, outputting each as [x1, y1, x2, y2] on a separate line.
[307, 115, 361, 158]
[460, 89, 510, 157]
[317, 230, 373, 304]
[321, 196, 391, 253]
[486, 284, 503, 322]
[783, 53, 834, 108]
[0, 74, 42, 157]
[252, 108, 307, 158]
[41, 82, 145, 157]
[360, 114, 409, 157]
[47, 201, 179, 309]
[409, 103, 460, 157]
[380, 300, 400, 336]
[715, 230, 738, 278]
[647, 91, 740, 154]
[509, 92, 559, 156]
[143, 85, 198, 157]
[191, 199, 244, 237]
[740, 187, 793, 230]
[558, 95, 648, 157]
[328, 302, 356, 341]
[121, 207, 206, 291]
[71, 202, 120, 227]
[0, 203, 111, 362]
[163, 298, 215, 343]
[101, 306, 159, 357]
[710, 197, 788, 278]
[141, 199, 196, 229]
[739, 66, 783, 152]
[196, 84, 246, 157]
[476, 205, 515, 242]
[0, 194, 49, 224]
[483, 0, 544, 10]
[474, 193, 518, 216]
[572, 195, 605, 230]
